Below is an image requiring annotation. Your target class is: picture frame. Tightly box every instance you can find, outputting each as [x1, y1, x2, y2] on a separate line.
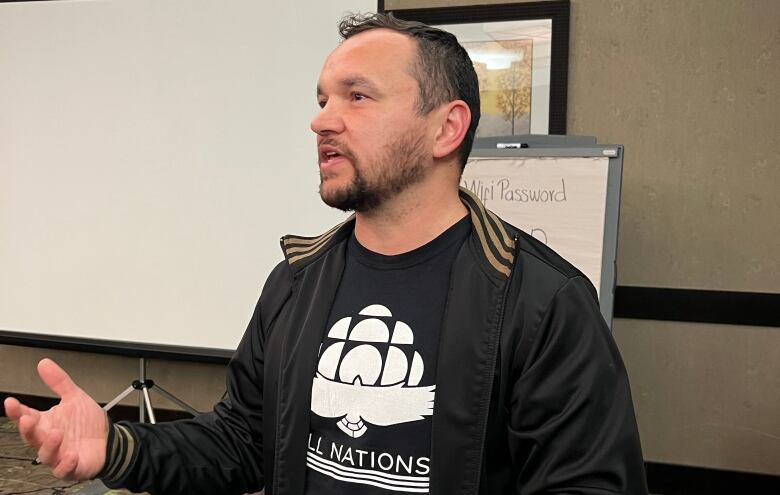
[378, 1, 570, 136]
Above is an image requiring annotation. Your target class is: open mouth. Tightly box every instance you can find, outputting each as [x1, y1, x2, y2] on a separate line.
[319, 148, 347, 168]
[322, 151, 341, 163]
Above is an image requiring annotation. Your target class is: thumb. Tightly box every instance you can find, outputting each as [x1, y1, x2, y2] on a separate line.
[37, 359, 78, 400]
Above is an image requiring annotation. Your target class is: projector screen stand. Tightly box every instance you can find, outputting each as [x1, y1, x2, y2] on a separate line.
[103, 357, 200, 423]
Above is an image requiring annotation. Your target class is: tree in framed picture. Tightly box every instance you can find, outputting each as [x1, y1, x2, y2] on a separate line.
[382, 0, 570, 136]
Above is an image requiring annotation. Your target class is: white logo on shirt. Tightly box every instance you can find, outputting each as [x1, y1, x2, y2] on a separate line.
[310, 304, 435, 438]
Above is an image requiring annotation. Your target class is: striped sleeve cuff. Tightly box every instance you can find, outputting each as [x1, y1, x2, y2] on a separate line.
[97, 417, 137, 484]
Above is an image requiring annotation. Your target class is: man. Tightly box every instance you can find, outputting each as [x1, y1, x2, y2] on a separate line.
[4, 13, 648, 495]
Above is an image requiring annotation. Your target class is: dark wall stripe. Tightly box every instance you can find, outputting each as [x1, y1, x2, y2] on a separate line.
[614, 286, 780, 328]
[646, 462, 780, 495]
[0, 392, 193, 423]
[3, 286, 775, 360]
[0, 330, 233, 363]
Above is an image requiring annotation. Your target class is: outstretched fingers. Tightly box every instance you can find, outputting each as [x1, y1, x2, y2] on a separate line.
[3, 396, 41, 422]
[4, 396, 23, 421]
[37, 358, 78, 400]
[18, 413, 47, 450]
[51, 450, 80, 480]
[37, 428, 64, 466]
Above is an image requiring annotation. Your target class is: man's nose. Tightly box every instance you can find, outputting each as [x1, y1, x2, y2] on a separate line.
[310, 101, 345, 136]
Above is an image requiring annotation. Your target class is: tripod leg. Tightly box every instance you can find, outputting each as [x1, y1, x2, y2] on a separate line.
[103, 385, 136, 412]
[142, 386, 156, 424]
[139, 358, 147, 423]
[152, 385, 202, 416]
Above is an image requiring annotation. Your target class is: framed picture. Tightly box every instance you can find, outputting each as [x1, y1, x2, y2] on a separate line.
[379, 1, 570, 136]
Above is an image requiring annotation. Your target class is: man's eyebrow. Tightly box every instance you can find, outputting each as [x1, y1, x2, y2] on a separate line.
[317, 76, 383, 97]
[340, 76, 381, 91]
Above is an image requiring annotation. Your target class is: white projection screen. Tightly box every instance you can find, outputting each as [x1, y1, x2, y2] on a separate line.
[0, 0, 374, 356]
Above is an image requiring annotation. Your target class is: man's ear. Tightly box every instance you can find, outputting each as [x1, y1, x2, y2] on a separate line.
[432, 100, 471, 160]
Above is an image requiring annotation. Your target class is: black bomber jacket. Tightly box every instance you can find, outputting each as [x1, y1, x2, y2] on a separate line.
[102, 188, 648, 495]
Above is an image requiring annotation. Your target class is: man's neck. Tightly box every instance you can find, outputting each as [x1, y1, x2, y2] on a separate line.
[353, 181, 467, 256]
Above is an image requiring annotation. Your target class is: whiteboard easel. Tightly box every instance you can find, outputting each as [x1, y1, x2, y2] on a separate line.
[466, 138, 623, 328]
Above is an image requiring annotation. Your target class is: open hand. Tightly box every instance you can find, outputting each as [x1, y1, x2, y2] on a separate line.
[3, 358, 108, 480]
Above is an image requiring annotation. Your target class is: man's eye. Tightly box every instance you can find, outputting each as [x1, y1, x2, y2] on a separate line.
[352, 92, 366, 101]
[317, 99, 327, 109]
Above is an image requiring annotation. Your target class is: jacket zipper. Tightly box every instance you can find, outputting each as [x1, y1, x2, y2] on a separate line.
[272, 237, 288, 495]
[471, 233, 519, 494]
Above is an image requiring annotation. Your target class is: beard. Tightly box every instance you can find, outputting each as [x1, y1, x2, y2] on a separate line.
[319, 131, 428, 213]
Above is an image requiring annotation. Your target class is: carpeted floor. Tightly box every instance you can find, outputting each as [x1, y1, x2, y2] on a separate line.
[0, 417, 142, 495]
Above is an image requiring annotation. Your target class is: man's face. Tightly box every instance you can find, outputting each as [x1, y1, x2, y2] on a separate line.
[312, 29, 434, 212]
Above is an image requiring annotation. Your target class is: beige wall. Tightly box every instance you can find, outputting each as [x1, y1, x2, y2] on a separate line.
[569, 0, 779, 474]
[566, 0, 778, 292]
[2, 0, 778, 476]
[613, 320, 779, 474]
[568, 0, 780, 474]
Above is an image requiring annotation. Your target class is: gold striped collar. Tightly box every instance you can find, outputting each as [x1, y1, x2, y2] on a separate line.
[281, 188, 515, 278]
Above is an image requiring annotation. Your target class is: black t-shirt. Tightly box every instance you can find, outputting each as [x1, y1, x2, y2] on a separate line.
[305, 216, 470, 494]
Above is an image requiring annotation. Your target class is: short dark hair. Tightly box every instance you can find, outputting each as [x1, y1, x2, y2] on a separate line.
[339, 13, 480, 170]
